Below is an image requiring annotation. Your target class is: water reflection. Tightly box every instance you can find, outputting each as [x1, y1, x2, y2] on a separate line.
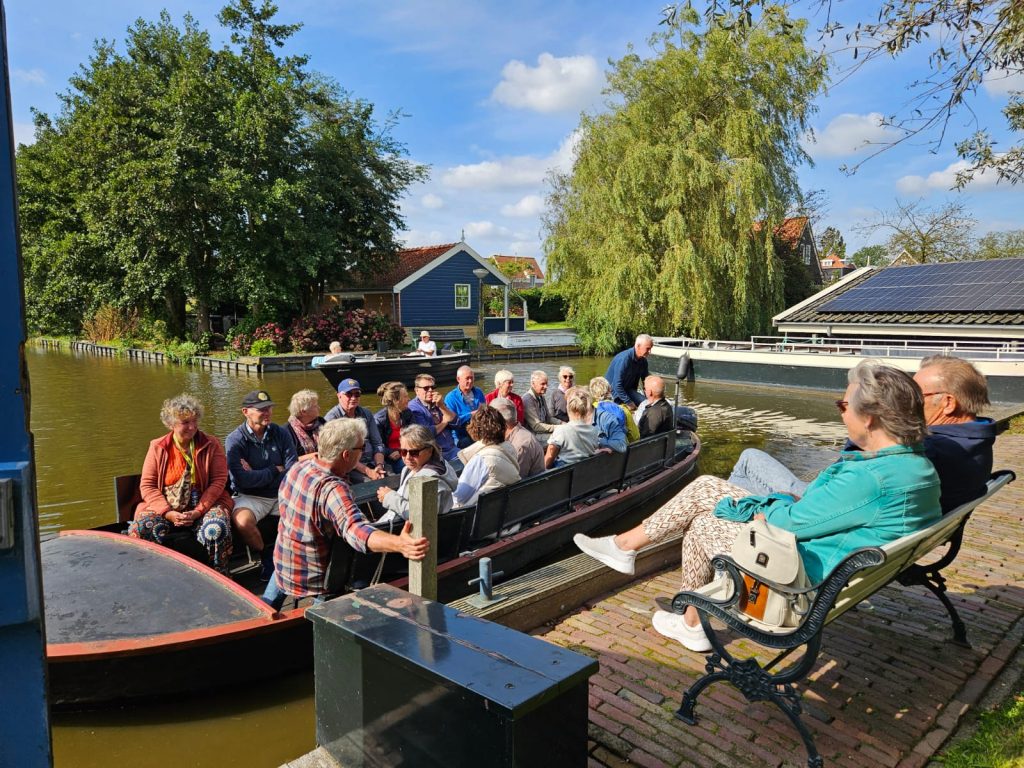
[29, 345, 849, 767]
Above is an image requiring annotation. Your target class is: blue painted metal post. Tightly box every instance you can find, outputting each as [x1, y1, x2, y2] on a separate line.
[0, 2, 53, 765]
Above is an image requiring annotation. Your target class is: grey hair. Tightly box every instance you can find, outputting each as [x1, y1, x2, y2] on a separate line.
[318, 418, 367, 462]
[489, 396, 517, 425]
[328, 341, 342, 354]
[847, 360, 928, 445]
[456, 365, 474, 377]
[160, 394, 204, 429]
[530, 370, 548, 384]
[565, 386, 592, 419]
[288, 388, 319, 418]
[635, 333, 654, 347]
[399, 423, 440, 462]
[494, 369, 514, 387]
[918, 355, 990, 416]
[558, 365, 575, 377]
[589, 376, 612, 401]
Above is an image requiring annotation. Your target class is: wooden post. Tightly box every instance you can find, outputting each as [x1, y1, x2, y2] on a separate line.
[407, 476, 438, 600]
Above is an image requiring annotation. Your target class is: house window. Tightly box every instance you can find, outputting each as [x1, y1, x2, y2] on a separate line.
[802, 244, 812, 265]
[454, 283, 470, 309]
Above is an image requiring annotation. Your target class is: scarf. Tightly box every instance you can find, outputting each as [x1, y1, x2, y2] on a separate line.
[289, 415, 321, 455]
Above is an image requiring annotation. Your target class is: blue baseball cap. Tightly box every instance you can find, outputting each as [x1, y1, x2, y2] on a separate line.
[337, 378, 362, 394]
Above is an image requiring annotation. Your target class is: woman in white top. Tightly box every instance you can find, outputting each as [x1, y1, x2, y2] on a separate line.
[417, 330, 437, 356]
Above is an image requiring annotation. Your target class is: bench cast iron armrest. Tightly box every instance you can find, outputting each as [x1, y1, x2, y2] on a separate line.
[658, 547, 886, 651]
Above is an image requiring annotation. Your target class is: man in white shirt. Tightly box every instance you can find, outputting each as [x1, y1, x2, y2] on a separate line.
[417, 330, 437, 356]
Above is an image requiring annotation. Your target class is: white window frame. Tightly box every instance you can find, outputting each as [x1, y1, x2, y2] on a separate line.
[454, 283, 471, 310]
[802, 244, 812, 265]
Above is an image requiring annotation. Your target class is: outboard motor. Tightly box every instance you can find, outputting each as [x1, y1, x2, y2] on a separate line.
[674, 405, 698, 433]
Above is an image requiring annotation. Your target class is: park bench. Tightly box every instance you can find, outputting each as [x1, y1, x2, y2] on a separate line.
[658, 469, 1016, 768]
[416, 328, 470, 350]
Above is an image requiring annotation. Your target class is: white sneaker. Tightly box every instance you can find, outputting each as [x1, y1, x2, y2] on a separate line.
[652, 610, 712, 653]
[573, 534, 636, 575]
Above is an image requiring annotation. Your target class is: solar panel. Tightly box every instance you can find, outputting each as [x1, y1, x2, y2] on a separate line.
[818, 259, 1024, 313]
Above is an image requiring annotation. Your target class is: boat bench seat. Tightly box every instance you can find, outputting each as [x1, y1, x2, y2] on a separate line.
[659, 470, 1016, 768]
[570, 450, 627, 502]
[622, 432, 674, 487]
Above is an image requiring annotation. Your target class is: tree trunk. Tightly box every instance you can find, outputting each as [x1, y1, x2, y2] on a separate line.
[195, 299, 212, 336]
[163, 286, 187, 338]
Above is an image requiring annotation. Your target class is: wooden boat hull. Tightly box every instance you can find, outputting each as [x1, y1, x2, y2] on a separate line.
[650, 337, 1024, 403]
[315, 351, 471, 390]
[43, 435, 700, 708]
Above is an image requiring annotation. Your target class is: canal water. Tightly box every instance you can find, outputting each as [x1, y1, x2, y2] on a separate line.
[31, 345, 848, 767]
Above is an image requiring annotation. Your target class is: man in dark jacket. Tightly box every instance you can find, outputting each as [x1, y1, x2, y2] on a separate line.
[605, 334, 653, 409]
[913, 355, 996, 512]
[225, 390, 298, 553]
[637, 375, 674, 437]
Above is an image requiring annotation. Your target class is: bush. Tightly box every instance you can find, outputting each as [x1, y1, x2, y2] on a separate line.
[288, 307, 405, 352]
[164, 340, 199, 363]
[520, 288, 567, 323]
[81, 305, 140, 343]
[226, 316, 261, 354]
[248, 338, 278, 357]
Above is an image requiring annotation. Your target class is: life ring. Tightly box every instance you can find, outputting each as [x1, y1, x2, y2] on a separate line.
[675, 351, 692, 380]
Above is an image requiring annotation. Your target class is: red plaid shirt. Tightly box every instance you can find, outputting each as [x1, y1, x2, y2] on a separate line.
[273, 460, 377, 598]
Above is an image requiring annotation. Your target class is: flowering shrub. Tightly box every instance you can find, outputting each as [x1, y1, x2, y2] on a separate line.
[289, 307, 405, 352]
[252, 322, 287, 347]
[249, 338, 278, 357]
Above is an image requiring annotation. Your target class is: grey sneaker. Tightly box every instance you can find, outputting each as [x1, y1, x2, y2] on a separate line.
[652, 610, 712, 652]
[573, 533, 636, 575]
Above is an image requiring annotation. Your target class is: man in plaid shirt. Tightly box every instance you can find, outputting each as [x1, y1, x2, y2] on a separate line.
[263, 418, 428, 608]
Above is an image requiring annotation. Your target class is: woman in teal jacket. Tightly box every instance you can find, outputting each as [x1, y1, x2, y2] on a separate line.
[574, 360, 940, 652]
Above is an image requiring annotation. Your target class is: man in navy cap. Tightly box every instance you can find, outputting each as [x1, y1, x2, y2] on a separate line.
[324, 378, 386, 483]
[225, 390, 298, 561]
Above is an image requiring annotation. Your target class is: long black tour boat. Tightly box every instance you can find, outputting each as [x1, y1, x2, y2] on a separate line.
[42, 429, 700, 708]
[314, 350, 471, 391]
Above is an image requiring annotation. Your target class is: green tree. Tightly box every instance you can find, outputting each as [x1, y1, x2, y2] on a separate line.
[16, 1, 424, 337]
[976, 230, 1024, 260]
[818, 226, 845, 259]
[855, 199, 977, 264]
[849, 244, 887, 268]
[543, 5, 826, 350]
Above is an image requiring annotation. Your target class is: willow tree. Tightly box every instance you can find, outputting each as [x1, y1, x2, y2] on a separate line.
[543, 6, 826, 351]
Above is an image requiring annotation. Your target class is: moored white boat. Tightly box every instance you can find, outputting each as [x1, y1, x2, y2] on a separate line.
[650, 335, 1024, 403]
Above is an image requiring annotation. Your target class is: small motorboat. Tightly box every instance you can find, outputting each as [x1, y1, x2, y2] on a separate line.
[314, 350, 471, 390]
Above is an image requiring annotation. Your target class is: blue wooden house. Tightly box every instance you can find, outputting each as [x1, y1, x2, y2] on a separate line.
[327, 242, 524, 342]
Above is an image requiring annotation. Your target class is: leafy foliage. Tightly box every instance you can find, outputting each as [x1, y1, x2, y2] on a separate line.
[976, 230, 1024, 260]
[849, 244, 888, 268]
[818, 226, 846, 259]
[544, 5, 826, 351]
[248, 338, 278, 357]
[287, 307, 405, 352]
[16, 1, 425, 338]
[520, 288, 567, 323]
[81, 305, 140, 343]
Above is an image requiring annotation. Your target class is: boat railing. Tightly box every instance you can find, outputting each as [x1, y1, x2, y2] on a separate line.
[668, 335, 1024, 361]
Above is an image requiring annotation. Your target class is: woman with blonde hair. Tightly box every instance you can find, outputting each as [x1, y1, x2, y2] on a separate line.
[129, 394, 234, 572]
[375, 381, 414, 473]
[286, 388, 325, 462]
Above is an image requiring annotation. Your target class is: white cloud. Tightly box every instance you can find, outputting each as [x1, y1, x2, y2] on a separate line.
[399, 228, 447, 246]
[491, 52, 602, 113]
[421, 193, 444, 209]
[983, 67, 1024, 97]
[13, 68, 46, 85]
[806, 112, 900, 158]
[896, 159, 1004, 194]
[465, 220, 512, 239]
[442, 130, 579, 190]
[508, 240, 543, 258]
[501, 194, 545, 217]
[13, 122, 35, 147]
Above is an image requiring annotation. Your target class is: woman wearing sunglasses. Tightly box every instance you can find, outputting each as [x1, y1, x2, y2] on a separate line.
[375, 424, 459, 522]
[574, 360, 941, 652]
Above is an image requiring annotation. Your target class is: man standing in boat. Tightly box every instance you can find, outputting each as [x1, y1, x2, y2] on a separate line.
[606, 334, 654, 409]
[264, 418, 429, 609]
[226, 390, 298, 565]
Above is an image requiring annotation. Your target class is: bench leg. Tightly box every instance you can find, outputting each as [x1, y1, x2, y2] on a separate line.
[676, 620, 825, 768]
[898, 565, 970, 648]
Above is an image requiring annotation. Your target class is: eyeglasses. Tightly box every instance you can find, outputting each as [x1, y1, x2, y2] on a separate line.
[399, 447, 430, 457]
[341, 390, 361, 397]
[834, 400, 849, 414]
[416, 384, 436, 392]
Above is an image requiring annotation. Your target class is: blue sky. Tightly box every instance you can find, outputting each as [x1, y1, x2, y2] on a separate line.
[7, 1, 1023, 267]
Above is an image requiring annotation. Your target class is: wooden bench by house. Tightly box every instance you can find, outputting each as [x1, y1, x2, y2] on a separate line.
[417, 328, 470, 350]
[659, 470, 1016, 768]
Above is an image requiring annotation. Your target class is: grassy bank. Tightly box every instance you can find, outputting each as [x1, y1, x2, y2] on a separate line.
[935, 694, 1024, 767]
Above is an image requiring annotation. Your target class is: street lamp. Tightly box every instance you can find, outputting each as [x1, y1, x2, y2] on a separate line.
[472, 267, 489, 353]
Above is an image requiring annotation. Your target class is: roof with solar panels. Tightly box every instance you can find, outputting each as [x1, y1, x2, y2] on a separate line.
[774, 258, 1024, 331]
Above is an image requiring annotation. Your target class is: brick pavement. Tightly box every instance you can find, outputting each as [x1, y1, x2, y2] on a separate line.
[535, 435, 1024, 768]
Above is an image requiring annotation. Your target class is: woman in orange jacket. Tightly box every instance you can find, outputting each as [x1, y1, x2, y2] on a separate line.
[129, 394, 234, 571]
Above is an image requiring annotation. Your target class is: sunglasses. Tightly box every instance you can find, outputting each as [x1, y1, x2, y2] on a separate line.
[399, 447, 430, 457]
[416, 384, 436, 392]
[561, 374, 574, 379]
[341, 390, 362, 397]
[834, 400, 849, 414]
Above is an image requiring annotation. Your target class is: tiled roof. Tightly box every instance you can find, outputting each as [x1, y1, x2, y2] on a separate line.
[492, 255, 544, 280]
[752, 216, 807, 255]
[820, 254, 851, 269]
[779, 266, 1024, 327]
[347, 243, 459, 291]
